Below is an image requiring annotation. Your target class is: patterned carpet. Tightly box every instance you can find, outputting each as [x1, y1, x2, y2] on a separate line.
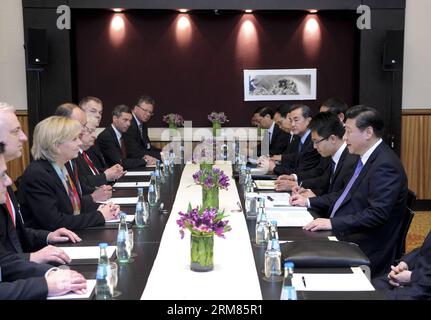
[405, 211, 431, 253]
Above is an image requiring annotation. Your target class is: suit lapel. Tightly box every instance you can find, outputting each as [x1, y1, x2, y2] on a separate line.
[337, 143, 383, 207]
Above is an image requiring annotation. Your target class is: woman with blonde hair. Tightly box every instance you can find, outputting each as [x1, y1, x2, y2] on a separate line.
[18, 116, 120, 230]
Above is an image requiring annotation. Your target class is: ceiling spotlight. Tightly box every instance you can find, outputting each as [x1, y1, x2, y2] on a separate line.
[308, 9, 318, 14]
[245, 9, 253, 13]
[113, 8, 123, 13]
[179, 9, 188, 13]
[214, 9, 220, 15]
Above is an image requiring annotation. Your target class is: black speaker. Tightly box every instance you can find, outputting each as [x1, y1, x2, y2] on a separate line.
[26, 28, 48, 66]
[383, 30, 404, 71]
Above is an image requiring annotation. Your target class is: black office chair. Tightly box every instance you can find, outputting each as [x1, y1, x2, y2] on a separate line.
[394, 189, 416, 260]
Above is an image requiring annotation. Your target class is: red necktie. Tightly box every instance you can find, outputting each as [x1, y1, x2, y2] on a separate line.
[82, 151, 99, 175]
[120, 136, 127, 159]
[5, 192, 15, 227]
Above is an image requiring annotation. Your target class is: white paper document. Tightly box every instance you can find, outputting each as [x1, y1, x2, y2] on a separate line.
[113, 181, 150, 188]
[124, 171, 152, 176]
[99, 197, 138, 205]
[254, 180, 275, 190]
[266, 207, 314, 227]
[48, 280, 96, 300]
[263, 192, 291, 207]
[60, 246, 116, 260]
[292, 268, 375, 291]
[248, 158, 258, 165]
[106, 214, 135, 224]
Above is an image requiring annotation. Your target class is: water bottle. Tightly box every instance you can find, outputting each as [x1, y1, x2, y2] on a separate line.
[154, 171, 161, 199]
[95, 242, 112, 300]
[264, 239, 282, 278]
[245, 194, 258, 219]
[280, 261, 297, 300]
[169, 151, 175, 173]
[255, 198, 269, 246]
[239, 164, 247, 185]
[116, 213, 130, 264]
[135, 188, 149, 228]
[155, 160, 165, 184]
[244, 168, 254, 197]
[163, 159, 170, 177]
[180, 139, 185, 164]
[268, 220, 280, 250]
[148, 183, 157, 207]
[149, 172, 159, 203]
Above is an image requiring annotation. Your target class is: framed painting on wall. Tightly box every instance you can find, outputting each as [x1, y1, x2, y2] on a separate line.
[244, 69, 317, 101]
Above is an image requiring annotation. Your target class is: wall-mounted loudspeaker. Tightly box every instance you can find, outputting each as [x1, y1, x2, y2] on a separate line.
[26, 28, 48, 66]
[383, 30, 404, 71]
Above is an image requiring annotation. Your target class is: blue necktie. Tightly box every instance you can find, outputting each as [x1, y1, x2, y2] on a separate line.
[330, 159, 363, 218]
[298, 140, 303, 154]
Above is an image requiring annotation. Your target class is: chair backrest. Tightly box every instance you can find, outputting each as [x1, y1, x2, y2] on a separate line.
[395, 189, 416, 260]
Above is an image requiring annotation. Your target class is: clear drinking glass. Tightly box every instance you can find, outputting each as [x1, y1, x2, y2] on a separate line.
[127, 229, 136, 261]
[109, 262, 122, 298]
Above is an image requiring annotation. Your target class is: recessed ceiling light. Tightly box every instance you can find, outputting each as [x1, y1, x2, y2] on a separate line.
[245, 9, 253, 13]
[308, 9, 318, 14]
[113, 8, 123, 13]
[179, 9, 189, 13]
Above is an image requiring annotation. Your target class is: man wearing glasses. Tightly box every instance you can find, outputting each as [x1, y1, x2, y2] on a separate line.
[124, 95, 161, 164]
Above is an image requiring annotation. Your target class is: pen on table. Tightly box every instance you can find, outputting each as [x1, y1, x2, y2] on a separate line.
[302, 276, 307, 288]
[267, 195, 274, 201]
[236, 201, 243, 211]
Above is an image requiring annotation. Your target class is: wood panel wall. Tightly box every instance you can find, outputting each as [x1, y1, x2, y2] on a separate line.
[8, 111, 30, 184]
[401, 109, 431, 200]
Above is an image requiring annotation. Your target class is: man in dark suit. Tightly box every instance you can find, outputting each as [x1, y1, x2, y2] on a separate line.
[77, 121, 124, 190]
[253, 106, 290, 157]
[263, 104, 321, 176]
[292, 105, 408, 277]
[123, 94, 161, 163]
[372, 230, 431, 300]
[97, 104, 148, 170]
[320, 97, 349, 123]
[276, 112, 358, 197]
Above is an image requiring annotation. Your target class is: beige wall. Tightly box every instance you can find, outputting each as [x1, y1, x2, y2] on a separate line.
[403, 0, 431, 109]
[0, 0, 27, 110]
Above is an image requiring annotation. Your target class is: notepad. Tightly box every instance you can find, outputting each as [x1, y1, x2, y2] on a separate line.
[99, 197, 138, 205]
[47, 280, 96, 300]
[106, 214, 135, 224]
[124, 171, 152, 176]
[113, 181, 150, 188]
[263, 192, 291, 207]
[266, 207, 313, 227]
[60, 246, 116, 260]
[292, 268, 375, 291]
[254, 180, 275, 190]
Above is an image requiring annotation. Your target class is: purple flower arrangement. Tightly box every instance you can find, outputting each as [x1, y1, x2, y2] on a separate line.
[163, 113, 184, 126]
[208, 112, 229, 124]
[177, 206, 232, 238]
[192, 168, 230, 190]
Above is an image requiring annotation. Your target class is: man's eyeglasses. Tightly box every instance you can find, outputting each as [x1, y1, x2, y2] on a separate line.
[312, 137, 327, 146]
[136, 105, 154, 116]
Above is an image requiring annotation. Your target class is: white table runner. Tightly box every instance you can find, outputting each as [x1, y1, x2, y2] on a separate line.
[141, 162, 262, 300]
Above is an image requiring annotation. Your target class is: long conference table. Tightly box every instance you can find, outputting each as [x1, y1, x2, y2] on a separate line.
[61, 163, 384, 300]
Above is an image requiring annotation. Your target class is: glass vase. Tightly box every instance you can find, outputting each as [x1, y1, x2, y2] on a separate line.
[200, 162, 212, 172]
[212, 121, 221, 136]
[202, 186, 219, 210]
[169, 121, 178, 138]
[190, 234, 214, 272]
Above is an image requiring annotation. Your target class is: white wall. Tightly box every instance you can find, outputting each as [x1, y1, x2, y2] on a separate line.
[402, 0, 431, 109]
[0, 0, 27, 110]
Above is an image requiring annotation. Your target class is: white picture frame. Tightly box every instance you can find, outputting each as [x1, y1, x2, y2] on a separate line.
[244, 68, 317, 101]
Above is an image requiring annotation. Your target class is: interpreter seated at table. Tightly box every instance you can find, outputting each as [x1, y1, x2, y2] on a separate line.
[18, 116, 120, 231]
